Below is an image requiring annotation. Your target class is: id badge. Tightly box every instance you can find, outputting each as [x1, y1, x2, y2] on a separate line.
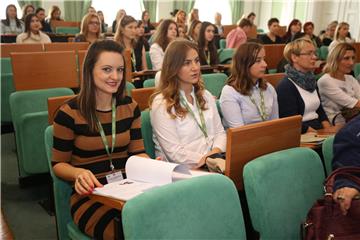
[106, 171, 124, 183]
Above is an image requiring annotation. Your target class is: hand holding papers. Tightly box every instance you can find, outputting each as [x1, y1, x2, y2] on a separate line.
[93, 156, 211, 201]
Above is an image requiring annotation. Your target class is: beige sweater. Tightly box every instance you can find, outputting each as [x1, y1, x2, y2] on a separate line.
[16, 31, 51, 44]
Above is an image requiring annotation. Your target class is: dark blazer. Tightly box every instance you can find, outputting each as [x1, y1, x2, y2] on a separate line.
[333, 115, 360, 191]
[276, 76, 328, 133]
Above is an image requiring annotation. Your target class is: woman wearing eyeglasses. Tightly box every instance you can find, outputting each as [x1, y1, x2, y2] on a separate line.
[74, 13, 103, 44]
[276, 38, 331, 133]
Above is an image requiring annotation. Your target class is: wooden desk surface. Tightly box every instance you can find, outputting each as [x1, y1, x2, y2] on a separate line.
[300, 125, 343, 149]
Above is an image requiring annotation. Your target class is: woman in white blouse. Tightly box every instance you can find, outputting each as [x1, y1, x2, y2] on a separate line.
[318, 43, 360, 124]
[149, 39, 226, 168]
[220, 42, 279, 128]
[328, 22, 354, 54]
[16, 13, 51, 44]
[149, 19, 178, 70]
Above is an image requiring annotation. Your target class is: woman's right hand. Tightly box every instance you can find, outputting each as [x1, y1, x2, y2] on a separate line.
[74, 169, 103, 195]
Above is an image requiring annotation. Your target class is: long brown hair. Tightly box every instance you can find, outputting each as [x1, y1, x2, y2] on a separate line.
[149, 39, 207, 119]
[197, 21, 218, 65]
[152, 19, 178, 51]
[228, 42, 267, 96]
[323, 42, 356, 76]
[114, 15, 137, 48]
[77, 40, 127, 132]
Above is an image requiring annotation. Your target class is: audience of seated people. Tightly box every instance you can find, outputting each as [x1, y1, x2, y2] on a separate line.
[220, 42, 279, 128]
[97, 10, 108, 33]
[149, 19, 178, 70]
[16, 13, 51, 43]
[197, 21, 219, 66]
[303, 21, 322, 48]
[20, 4, 35, 22]
[45, 5, 63, 32]
[1, 4, 24, 34]
[318, 43, 360, 124]
[320, 21, 337, 46]
[328, 21, 354, 54]
[35, 7, 52, 33]
[149, 39, 226, 169]
[141, 10, 155, 40]
[187, 19, 202, 42]
[226, 18, 252, 49]
[74, 13, 103, 44]
[283, 19, 302, 43]
[260, 17, 284, 44]
[276, 38, 331, 133]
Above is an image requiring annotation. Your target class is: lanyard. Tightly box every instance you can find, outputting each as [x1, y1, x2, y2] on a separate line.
[249, 89, 268, 121]
[180, 95, 208, 138]
[96, 97, 117, 172]
[131, 50, 137, 72]
[205, 50, 210, 65]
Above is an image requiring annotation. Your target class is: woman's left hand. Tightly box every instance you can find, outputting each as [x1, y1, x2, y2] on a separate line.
[333, 187, 360, 215]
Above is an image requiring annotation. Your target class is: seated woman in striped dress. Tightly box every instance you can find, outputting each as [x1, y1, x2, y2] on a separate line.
[52, 40, 146, 239]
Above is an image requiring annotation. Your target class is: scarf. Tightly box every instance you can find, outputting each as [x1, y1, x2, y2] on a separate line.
[285, 64, 317, 92]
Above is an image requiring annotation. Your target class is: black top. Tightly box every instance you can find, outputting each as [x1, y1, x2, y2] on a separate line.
[260, 34, 284, 44]
[40, 20, 52, 33]
[144, 23, 155, 40]
[322, 37, 332, 46]
[276, 76, 328, 133]
[133, 40, 144, 72]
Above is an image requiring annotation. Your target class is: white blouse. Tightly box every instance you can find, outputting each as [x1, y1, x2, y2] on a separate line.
[150, 89, 226, 168]
[220, 83, 279, 128]
[149, 43, 165, 71]
[318, 73, 360, 123]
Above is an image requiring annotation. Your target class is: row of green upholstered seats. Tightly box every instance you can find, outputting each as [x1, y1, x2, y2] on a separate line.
[44, 126, 246, 239]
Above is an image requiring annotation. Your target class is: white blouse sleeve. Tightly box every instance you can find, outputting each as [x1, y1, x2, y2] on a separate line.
[149, 43, 164, 71]
[150, 96, 204, 165]
[220, 85, 245, 127]
[318, 75, 359, 108]
[269, 84, 279, 120]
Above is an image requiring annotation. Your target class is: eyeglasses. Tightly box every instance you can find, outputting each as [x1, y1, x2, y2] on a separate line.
[89, 21, 100, 26]
[298, 51, 317, 57]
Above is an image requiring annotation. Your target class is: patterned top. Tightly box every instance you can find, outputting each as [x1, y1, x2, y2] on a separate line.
[52, 96, 145, 180]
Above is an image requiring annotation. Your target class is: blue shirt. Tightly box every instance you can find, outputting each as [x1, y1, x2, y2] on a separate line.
[220, 83, 279, 128]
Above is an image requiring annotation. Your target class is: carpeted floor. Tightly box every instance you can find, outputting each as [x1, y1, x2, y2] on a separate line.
[1, 132, 57, 239]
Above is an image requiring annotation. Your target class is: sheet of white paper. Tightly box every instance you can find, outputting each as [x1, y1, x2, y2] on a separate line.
[126, 156, 181, 185]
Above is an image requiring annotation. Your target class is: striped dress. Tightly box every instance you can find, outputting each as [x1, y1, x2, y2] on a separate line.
[52, 96, 145, 239]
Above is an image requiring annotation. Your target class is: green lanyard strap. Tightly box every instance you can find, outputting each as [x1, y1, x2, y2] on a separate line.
[180, 95, 208, 138]
[96, 97, 117, 172]
[131, 50, 137, 72]
[205, 50, 210, 65]
[249, 89, 268, 121]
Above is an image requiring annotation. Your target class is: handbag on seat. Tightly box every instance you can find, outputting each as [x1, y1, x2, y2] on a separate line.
[302, 167, 360, 240]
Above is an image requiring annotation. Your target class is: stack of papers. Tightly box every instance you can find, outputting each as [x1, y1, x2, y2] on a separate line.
[93, 156, 211, 201]
[300, 133, 327, 144]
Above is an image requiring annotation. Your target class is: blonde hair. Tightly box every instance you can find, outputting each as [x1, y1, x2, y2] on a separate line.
[334, 22, 349, 41]
[323, 42, 355, 76]
[149, 39, 207, 119]
[80, 13, 101, 39]
[283, 38, 314, 64]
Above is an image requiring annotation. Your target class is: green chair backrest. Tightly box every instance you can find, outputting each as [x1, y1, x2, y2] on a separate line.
[243, 147, 324, 240]
[44, 126, 91, 240]
[354, 62, 360, 79]
[1, 73, 15, 123]
[122, 174, 246, 239]
[322, 136, 335, 176]
[141, 110, 155, 158]
[218, 48, 234, 64]
[56, 27, 80, 34]
[319, 46, 329, 60]
[219, 39, 227, 49]
[10, 88, 74, 177]
[146, 52, 153, 70]
[1, 58, 12, 74]
[126, 82, 135, 96]
[202, 73, 228, 98]
[143, 78, 155, 88]
[257, 28, 264, 33]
